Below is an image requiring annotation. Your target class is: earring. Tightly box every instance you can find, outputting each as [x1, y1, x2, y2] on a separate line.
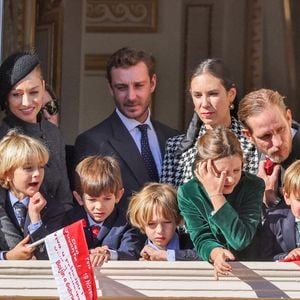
[229, 103, 234, 110]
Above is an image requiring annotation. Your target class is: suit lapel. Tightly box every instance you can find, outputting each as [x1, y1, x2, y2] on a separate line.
[108, 112, 150, 185]
[4, 191, 22, 234]
[73, 207, 94, 248]
[98, 207, 118, 242]
[281, 210, 296, 252]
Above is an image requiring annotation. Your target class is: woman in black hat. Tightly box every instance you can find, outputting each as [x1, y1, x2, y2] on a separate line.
[0, 50, 74, 238]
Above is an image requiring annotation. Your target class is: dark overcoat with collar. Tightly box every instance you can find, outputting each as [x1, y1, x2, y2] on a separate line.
[64, 205, 145, 260]
[0, 113, 74, 215]
[74, 111, 178, 209]
[261, 208, 297, 261]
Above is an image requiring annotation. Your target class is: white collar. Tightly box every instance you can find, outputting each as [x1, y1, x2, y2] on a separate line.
[116, 108, 153, 132]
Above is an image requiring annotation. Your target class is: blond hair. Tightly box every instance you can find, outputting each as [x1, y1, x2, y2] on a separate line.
[283, 160, 300, 198]
[74, 155, 123, 197]
[195, 126, 243, 167]
[0, 129, 49, 189]
[128, 183, 181, 233]
[238, 89, 287, 132]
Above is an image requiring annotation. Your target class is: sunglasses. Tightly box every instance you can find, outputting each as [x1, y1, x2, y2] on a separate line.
[42, 99, 59, 116]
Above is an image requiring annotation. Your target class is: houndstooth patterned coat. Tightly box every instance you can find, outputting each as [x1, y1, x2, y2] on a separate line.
[160, 117, 259, 187]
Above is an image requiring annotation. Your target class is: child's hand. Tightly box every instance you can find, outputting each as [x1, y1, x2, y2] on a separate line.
[195, 160, 226, 196]
[28, 192, 47, 224]
[6, 235, 35, 260]
[140, 245, 167, 261]
[283, 248, 300, 261]
[210, 247, 235, 280]
[89, 246, 110, 267]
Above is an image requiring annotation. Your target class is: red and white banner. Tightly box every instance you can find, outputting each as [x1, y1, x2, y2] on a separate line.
[45, 219, 97, 300]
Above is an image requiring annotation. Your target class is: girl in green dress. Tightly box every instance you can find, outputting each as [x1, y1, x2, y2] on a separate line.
[178, 126, 264, 279]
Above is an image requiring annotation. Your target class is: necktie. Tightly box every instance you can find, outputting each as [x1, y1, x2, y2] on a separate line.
[137, 124, 159, 182]
[14, 202, 27, 231]
[264, 158, 276, 175]
[91, 225, 100, 240]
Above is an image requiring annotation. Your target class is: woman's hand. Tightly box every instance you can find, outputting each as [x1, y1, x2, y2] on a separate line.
[195, 160, 226, 196]
[89, 246, 110, 267]
[210, 247, 235, 280]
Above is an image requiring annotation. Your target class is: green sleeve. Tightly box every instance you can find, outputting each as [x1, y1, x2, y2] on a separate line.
[210, 175, 263, 250]
[177, 180, 224, 261]
[177, 174, 264, 261]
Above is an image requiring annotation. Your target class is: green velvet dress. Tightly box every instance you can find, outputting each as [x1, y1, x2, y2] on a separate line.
[177, 173, 264, 261]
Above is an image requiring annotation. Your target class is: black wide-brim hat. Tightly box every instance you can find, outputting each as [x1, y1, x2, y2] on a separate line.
[0, 51, 40, 110]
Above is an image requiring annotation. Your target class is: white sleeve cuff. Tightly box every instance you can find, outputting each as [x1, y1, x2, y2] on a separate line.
[108, 249, 118, 260]
[167, 249, 176, 261]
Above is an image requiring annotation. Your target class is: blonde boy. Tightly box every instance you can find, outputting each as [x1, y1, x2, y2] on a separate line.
[128, 182, 199, 261]
[0, 130, 50, 260]
[261, 160, 300, 260]
[65, 155, 144, 267]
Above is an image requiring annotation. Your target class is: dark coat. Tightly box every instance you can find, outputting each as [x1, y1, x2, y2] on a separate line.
[0, 189, 51, 259]
[175, 231, 201, 261]
[74, 111, 178, 209]
[64, 205, 145, 260]
[0, 205, 22, 251]
[261, 208, 297, 261]
[0, 113, 74, 222]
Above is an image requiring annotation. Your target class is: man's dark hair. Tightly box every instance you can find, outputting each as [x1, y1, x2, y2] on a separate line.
[106, 47, 156, 85]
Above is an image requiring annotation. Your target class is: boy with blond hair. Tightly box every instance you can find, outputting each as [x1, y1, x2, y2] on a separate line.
[0, 130, 56, 260]
[128, 182, 199, 261]
[65, 155, 144, 267]
[261, 160, 300, 260]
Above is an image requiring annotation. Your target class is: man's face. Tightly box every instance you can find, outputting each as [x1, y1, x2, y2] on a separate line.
[243, 105, 292, 163]
[108, 62, 156, 123]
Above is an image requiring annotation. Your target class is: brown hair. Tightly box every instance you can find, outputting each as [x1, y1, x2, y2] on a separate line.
[128, 183, 181, 233]
[283, 160, 300, 198]
[238, 89, 287, 131]
[106, 47, 155, 86]
[74, 155, 123, 197]
[189, 58, 235, 91]
[195, 126, 243, 167]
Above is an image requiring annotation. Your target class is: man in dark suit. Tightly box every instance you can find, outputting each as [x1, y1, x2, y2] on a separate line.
[238, 88, 300, 209]
[74, 47, 178, 210]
